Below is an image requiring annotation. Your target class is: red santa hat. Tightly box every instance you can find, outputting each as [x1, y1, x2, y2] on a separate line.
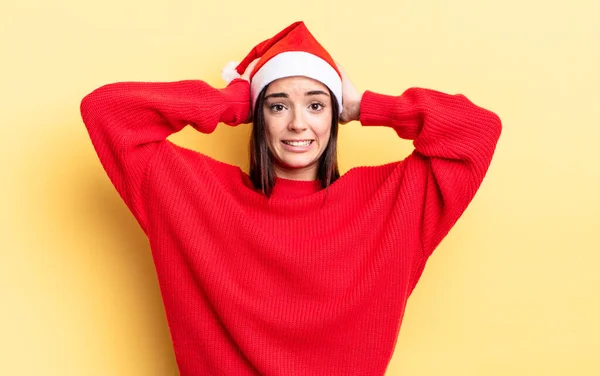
[221, 21, 343, 114]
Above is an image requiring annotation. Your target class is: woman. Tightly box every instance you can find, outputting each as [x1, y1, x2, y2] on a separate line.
[81, 21, 501, 376]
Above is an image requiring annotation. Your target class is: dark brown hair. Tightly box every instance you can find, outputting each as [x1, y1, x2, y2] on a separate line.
[249, 83, 340, 197]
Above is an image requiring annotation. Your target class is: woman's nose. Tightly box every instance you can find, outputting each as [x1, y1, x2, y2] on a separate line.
[288, 110, 308, 132]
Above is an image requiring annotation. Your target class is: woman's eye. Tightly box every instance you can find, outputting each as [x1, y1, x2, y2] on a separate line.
[310, 103, 324, 111]
[270, 104, 285, 112]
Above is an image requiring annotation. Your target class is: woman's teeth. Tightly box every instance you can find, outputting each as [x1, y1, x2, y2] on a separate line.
[283, 140, 312, 147]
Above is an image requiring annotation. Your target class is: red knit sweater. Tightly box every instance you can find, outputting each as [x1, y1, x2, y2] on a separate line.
[80, 78, 501, 376]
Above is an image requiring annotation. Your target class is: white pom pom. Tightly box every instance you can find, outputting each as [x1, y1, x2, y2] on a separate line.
[221, 61, 241, 84]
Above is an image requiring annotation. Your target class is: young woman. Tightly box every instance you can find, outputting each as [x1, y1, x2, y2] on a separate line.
[81, 21, 501, 376]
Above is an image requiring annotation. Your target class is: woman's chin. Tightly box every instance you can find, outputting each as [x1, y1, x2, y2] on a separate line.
[282, 157, 316, 168]
[275, 158, 319, 174]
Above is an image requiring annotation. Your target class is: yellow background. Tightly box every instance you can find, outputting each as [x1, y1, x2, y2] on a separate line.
[2, 0, 599, 375]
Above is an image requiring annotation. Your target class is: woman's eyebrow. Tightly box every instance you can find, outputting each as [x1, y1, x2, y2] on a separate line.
[264, 90, 329, 100]
[264, 92, 289, 100]
[306, 90, 329, 97]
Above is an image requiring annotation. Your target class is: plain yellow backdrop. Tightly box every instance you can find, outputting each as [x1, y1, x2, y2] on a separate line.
[2, 0, 599, 375]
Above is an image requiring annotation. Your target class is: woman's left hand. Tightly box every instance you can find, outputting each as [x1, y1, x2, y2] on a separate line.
[336, 63, 363, 124]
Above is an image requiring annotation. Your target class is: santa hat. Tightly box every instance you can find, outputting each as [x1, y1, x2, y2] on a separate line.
[222, 21, 343, 114]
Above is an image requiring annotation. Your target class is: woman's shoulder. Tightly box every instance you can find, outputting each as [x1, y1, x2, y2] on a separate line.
[150, 140, 248, 189]
[321, 161, 407, 201]
[339, 161, 404, 186]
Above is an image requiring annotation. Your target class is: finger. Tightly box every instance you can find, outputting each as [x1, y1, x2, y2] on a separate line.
[242, 59, 260, 81]
[335, 61, 350, 81]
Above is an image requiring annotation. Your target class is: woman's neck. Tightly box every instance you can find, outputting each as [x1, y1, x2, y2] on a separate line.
[274, 163, 318, 181]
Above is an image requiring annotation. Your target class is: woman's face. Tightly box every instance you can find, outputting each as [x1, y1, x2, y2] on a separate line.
[262, 76, 333, 180]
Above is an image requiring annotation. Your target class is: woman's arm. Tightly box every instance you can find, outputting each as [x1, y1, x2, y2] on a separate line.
[359, 87, 502, 258]
[337, 63, 502, 258]
[80, 78, 251, 232]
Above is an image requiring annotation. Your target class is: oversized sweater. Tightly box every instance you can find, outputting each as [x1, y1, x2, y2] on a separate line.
[80, 78, 501, 376]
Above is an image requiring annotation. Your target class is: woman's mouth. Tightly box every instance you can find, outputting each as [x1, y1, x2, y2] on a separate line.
[280, 139, 315, 152]
[282, 140, 313, 147]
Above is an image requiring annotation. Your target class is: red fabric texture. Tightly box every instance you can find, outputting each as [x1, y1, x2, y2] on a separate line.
[80, 78, 501, 376]
[234, 21, 340, 79]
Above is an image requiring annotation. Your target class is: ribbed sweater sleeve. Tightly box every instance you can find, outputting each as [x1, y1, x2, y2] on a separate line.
[80, 79, 251, 232]
[359, 88, 502, 258]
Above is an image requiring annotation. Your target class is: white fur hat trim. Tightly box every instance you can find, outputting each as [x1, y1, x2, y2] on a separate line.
[221, 61, 241, 84]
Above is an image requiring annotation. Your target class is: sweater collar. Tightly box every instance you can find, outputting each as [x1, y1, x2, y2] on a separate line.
[271, 177, 322, 198]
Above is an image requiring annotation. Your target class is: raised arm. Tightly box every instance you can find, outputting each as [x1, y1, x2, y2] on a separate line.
[80, 78, 251, 232]
[359, 87, 502, 258]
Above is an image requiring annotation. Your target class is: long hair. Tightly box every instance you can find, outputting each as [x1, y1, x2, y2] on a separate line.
[249, 83, 340, 197]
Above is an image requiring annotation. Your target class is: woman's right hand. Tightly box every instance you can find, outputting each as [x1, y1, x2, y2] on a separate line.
[336, 63, 364, 124]
[239, 59, 259, 122]
[241, 59, 260, 82]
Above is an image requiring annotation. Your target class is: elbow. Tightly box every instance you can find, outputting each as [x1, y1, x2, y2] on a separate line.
[80, 91, 94, 120]
[80, 83, 119, 128]
[477, 109, 502, 161]
[80, 92, 96, 130]
[459, 92, 503, 139]
[488, 110, 503, 145]
[465, 106, 503, 168]
[80, 84, 110, 116]
[80, 85, 105, 121]
[476, 108, 502, 149]
[469, 98, 502, 146]
[80, 91, 104, 134]
[478, 110, 502, 171]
